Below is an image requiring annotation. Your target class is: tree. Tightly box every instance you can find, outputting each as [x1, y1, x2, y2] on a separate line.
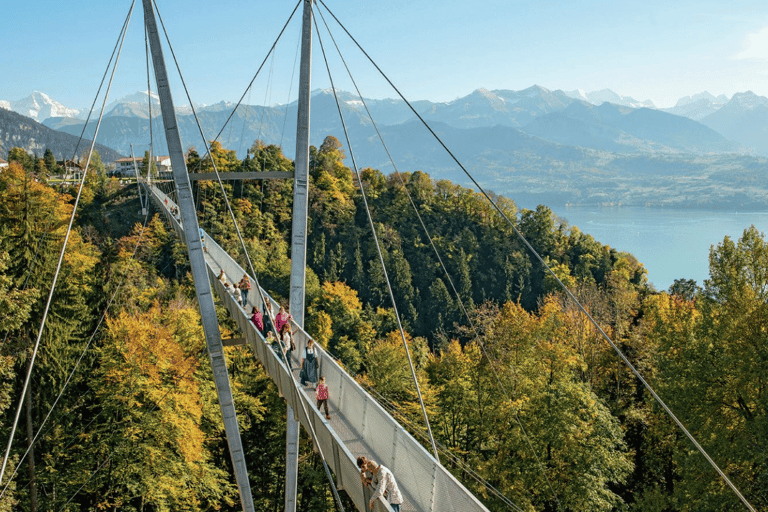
[73, 302, 237, 511]
[661, 226, 768, 510]
[308, 136, 356, 232]
[0, 251, 37, 512]
[141, 150, 158, 178]
[43, 149, 60, 176]
[7, 148, 33, 173]
[473, 298, 632, 511]
[668, 278, 701, 301]
[83, 149, 107, 199]
[425, 277, 453, 336]
[636, 226, 768, 511]
[425, 339, 478, 451]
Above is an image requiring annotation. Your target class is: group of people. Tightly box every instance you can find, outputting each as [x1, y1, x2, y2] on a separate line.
[357, 456, 403, 512]
[218, 270, 252, 309]
[217, 271, 405, 509]
[250, 302, 329, 419]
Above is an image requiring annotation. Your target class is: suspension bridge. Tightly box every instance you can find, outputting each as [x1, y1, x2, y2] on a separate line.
[144, 182, 489, 512]
[0, 0, 759, 511]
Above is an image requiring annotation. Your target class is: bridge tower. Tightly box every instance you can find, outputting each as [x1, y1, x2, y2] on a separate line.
[285, 0, 314, 510]
[142, 1, 255, 511]
[144, 0, 315, 510]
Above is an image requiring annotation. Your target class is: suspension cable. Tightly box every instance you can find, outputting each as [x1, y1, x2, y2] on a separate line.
[145, 21, 155, 159]
[69, 7, 134, 162]
[363, 382, 526, 512]
[312, 7, 440, 462]
[280, 36, 302, 148]
[0, 210, 151, 501]
[313, 5, 561, 506]
[312, 3, 757, 510]
[185, 0, 302, 174]
[0, 0, 136, 488]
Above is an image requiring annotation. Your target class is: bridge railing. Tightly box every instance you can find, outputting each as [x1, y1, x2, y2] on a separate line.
[144, 182, 490, 512]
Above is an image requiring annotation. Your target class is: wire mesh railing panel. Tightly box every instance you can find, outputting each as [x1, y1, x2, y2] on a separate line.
[337, 377, 367, 442]
[434, 466, 483, 512]
[391, 429, 436, 510]
[340, 450, 366, 505]
[363, 403, 396, 473]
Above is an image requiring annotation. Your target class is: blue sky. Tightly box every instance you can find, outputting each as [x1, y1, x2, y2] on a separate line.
[4, 0, 768, 110]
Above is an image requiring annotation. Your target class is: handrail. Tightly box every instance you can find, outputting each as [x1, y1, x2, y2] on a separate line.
[143, 182, 490, 512]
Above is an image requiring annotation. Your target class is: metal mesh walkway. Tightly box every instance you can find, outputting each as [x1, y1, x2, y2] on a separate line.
[145, 183, 490, 512]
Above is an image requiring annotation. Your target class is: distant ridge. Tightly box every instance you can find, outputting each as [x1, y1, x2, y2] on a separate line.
[0, 108, 122, 161]
[701, 91, 768, 155]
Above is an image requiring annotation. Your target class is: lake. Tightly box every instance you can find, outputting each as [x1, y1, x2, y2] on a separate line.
[547, 206, 768, 291]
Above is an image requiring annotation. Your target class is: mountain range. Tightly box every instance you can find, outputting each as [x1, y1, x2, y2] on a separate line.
[6, 85, 765, 155]
[1, 86, 767, 209]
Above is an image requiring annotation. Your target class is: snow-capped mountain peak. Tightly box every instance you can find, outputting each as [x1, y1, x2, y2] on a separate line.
[0, 91, 81, 121]
[729, 91, 768, 110]
[674, 91, 729, 107]
[564, 88, 589, 102]
[564, 88, 654, 108]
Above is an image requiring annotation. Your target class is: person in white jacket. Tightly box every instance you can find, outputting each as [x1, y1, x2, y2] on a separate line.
[365, 460, 403, 512]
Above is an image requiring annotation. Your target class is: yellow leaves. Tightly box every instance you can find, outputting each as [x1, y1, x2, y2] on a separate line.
[489, 296, 601, 385]
[0, 161, 73, 235]
[101, 301, 207, 463]
[363, 330, 431, 403]
[307, 309, 332, 347]
[543, 260, 577, 294]
[235, 197, 253, 216]
[322, 280, 362, 311]
[62, 229, 100, 295]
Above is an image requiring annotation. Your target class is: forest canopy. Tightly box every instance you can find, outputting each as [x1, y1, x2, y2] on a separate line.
[0, 140, 765, 511]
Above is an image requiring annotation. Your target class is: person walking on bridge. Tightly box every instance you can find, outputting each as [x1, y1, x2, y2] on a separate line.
[300, 338, 318, 388]
[365, 460, 403, 512]
[316, 375, 330, 420]
[275, 305, 292, 334]
[280, 322, 295, 370]
[262, 301, 275, 339]
[250, 306, 263, 332]
[239, 274, 251, 305]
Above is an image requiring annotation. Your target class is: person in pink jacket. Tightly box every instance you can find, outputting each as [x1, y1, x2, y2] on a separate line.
[316, 376, 330, 420]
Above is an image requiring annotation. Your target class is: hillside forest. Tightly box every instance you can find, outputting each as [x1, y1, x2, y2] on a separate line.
[0, 137, 766, 511]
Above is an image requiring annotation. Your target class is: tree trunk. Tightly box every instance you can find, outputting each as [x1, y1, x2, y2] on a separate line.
[25, 379, 38, 512]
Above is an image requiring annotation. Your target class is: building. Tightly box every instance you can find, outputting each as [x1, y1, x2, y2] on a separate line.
[115, 157, 143, 176]
[0, 157, 8, 169]
[114, 155, 171, 176]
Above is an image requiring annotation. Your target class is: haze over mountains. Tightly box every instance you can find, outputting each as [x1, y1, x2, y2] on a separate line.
[2, 86, 767, 209]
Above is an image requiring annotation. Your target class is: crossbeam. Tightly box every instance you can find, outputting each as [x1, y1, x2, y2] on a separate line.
[189, 171, 294, 181]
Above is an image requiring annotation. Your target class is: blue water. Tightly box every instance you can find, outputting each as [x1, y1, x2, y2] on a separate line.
[548, 207, 768, 291]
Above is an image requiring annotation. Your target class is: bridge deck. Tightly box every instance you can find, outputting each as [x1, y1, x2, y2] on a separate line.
[145, 183, 490, 512]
